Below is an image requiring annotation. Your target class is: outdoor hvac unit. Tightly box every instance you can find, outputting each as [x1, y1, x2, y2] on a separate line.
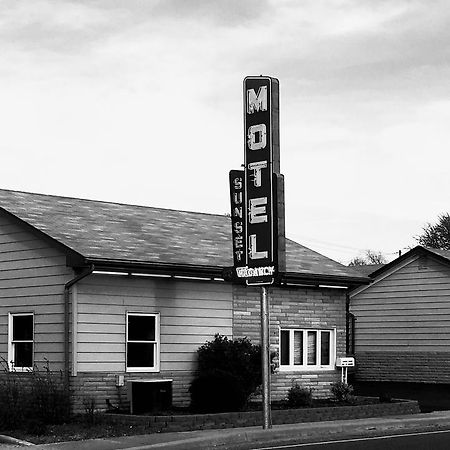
[127, 378, 173, 414]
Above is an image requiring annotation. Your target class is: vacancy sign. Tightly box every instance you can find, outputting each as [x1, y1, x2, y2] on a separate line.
[240, 76, 281, 285]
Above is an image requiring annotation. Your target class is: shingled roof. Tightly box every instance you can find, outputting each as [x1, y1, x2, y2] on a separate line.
[0, 189, 367, 286]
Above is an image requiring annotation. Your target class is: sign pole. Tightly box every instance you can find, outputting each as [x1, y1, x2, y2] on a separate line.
[229, 75, 284, 429]
[260, 285, 272, 429]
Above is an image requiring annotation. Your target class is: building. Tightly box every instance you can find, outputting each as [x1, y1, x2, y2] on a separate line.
[350, 245, 450, 384]
[0, 189, 367, 413]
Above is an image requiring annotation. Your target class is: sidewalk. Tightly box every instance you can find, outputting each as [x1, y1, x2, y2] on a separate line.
[5, 410, 447, 450]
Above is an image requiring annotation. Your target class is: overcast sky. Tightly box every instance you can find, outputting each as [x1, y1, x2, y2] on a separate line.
[1, 0, 449, 264]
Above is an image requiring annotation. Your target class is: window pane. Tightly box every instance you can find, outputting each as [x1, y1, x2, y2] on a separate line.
[321, 331, 330, 365]
[307, 331, 317, 365]
[280, 330, 289, 365]
[128, 315, 155, 341]
[127, 343, 155, 367]
[13, 315, 33, 341]
[14, 342, 33, 367]
[293, 331, 303, 365]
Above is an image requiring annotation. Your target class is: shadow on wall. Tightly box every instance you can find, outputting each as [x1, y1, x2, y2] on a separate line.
[352, 380, 450, 412]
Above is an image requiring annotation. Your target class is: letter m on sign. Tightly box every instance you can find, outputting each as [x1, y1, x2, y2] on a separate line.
[247, 86, 268, 114]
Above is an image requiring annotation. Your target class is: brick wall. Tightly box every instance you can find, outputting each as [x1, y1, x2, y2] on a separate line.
[355, 352, 450, 383]
[232, 284, 347, 401]
[70, 370, 194, 414]
[104, 399, 420, 433]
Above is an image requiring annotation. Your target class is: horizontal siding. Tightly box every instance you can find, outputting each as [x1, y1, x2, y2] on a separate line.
[355, 351, 450, 383]
[76, 275, 232, 373]
[0, 212, 72, 371]
[351, 256, 450, 354]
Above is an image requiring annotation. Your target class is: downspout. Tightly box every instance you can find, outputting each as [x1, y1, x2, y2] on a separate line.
[64, 264, 94, 386]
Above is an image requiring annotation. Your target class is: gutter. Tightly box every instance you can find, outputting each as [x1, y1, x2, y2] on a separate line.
[64, 264, 94, 386]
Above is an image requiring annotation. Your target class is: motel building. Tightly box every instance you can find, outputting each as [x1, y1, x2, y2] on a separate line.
[0, 188, 367, 413]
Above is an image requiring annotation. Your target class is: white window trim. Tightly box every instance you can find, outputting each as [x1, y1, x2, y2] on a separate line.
[8, 312, 34, 372]
[126, 312, 160, 373]
[278, 328, 336, 372]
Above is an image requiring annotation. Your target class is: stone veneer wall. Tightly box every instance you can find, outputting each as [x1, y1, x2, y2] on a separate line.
[70, 370, 193, 414]
[355, 351, 450, 383]
[232, 284, 347, 401]
[105, 399, 420, 432]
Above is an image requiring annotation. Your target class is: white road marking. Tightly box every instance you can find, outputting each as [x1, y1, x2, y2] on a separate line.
[252, 428, 450, 449]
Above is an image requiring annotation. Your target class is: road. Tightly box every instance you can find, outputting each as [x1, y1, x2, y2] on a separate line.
[251, 429, 450, 449]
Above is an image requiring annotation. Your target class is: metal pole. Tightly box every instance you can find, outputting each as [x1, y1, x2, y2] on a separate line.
[260, 285, 272, 429]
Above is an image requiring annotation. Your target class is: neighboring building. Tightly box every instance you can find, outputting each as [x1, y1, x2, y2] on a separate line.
[0, 189, 367, 413]
[350, 245, 450, 384]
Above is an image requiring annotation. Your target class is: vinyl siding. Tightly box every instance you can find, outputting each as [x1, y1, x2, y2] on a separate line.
[75, 274, 233, 373]
[350, 255, 450, 382]
[0, 212, 72, 370]
[351, 256, 450, 352]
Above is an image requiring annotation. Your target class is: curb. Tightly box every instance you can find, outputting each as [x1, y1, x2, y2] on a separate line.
[0, 434, 35, 447]
[120, 412, 450, 450]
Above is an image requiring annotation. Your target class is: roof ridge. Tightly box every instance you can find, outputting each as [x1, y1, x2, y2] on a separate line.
[0, 188, 229, 220]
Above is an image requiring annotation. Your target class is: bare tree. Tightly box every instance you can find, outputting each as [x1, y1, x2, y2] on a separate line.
[416, 213, 450, 250]
[348, 250, 387, 266]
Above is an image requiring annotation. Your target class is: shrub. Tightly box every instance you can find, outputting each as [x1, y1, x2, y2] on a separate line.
[28, 360, 70, 424]
[286, 383, 313, 407]
[0, 361, 23, 429]
[330, 381, 354, 403]
[0, 358, 70, 430]
[190, 334, 262, 412]
[189, 370, 246, 413]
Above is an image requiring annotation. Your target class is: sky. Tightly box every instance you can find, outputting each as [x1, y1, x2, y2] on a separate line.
[1, 0, 450, 265]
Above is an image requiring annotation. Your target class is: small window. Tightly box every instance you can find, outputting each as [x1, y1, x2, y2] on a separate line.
[346, 313, 355, 355]
[279, 328, 335, 371]
[8, 313, 34, 370]
[126, 313, 160, 372]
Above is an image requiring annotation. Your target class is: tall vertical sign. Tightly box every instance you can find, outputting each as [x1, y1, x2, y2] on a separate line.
[228, 76, 286, 430]
[242, 76, 284, 285]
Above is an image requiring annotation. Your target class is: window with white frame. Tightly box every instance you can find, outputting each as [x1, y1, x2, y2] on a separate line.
[126, 313, 160, 372]
[279, 328, 335, 371]
[8, 313, 34, 370]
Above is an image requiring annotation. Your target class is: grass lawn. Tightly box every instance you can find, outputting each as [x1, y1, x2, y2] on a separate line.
[2, 417, 152, 445]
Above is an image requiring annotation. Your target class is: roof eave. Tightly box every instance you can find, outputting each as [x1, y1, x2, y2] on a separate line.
[282, 271, 370, 288]
[77, 259, 369, 287]
[83, 257, 225, 279]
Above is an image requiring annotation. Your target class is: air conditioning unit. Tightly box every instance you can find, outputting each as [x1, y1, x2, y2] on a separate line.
[127, 378, 173, 414]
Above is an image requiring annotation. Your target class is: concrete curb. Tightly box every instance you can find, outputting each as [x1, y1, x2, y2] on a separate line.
[122, 411, 450, 449]
[0, 434, 35, 447]
[26, 411, 450, 450]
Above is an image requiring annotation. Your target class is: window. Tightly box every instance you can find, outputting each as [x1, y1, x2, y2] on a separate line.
[126, 313, 160, 372]
[279, 328, 335, 371]
[346, 313, 355, 355]
[8, 313, 34, 370]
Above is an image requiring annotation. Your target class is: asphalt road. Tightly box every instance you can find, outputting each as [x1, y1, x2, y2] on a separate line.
[251, 429, 450, 450]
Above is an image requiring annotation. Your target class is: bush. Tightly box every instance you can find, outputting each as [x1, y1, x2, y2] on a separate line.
[190, 334, 262, 412]
[189, 370, 246, 413]
[0, 358, 70, 430]
[330, 381, 354, 403]
[286, 383, 313, 407]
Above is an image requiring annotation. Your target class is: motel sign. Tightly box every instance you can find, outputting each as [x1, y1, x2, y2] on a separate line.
[229, 76, 285, 285]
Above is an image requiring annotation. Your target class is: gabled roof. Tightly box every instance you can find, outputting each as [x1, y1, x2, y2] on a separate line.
[0, 189, 368, 286]
[367, 245, 450, 279]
